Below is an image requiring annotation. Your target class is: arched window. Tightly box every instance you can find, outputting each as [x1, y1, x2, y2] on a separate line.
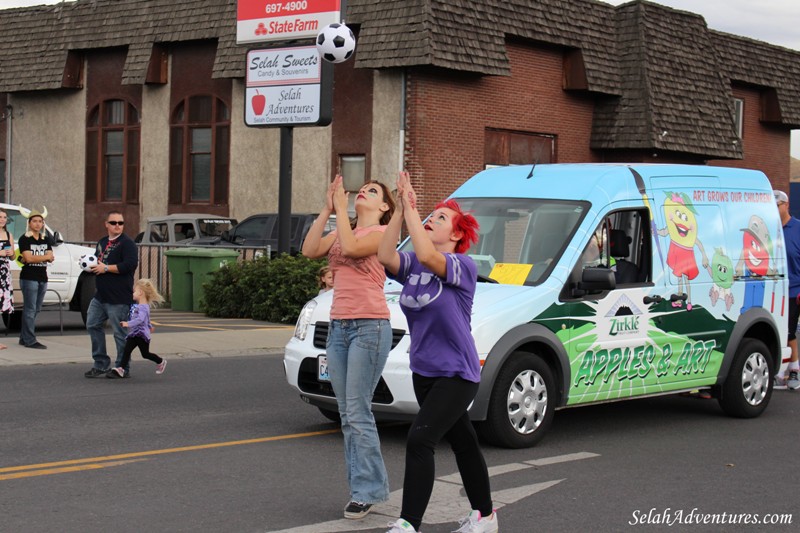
[169, 95, 230, 206]
[85, 99, 140, 202]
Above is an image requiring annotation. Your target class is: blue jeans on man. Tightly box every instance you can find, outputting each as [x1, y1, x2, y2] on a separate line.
[327, 318, 392, 504]
[86, 298, 130, 372]
[19, 279, 47, 347]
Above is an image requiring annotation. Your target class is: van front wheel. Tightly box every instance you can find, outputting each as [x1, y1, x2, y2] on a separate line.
[478, 352, 555, 448]
[718, 338, 773, 418]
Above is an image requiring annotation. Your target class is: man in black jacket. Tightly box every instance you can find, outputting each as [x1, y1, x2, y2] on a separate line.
[84, 211, 139, 378]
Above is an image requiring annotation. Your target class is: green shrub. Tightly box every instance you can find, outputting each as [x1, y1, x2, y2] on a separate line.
[200, 254, 326, 323]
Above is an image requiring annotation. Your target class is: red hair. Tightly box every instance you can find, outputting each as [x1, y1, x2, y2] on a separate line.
[433, 199, 479, 254]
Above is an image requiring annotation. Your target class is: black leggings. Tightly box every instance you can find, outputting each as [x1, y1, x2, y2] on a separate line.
[119, 336, 162, 369]
[400, 374, 493, 531]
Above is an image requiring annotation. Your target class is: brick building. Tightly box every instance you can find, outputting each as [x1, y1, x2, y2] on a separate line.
[0, 0, 797, 240]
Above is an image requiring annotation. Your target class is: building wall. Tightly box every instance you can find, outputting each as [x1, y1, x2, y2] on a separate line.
[229, 80, 332, 220]
[8, 90, 86, 242]
[404, 42, 599, 212]
[140, 82, 171, 228]
[708, 86, 791, 193]
[371, 70, 403, 183]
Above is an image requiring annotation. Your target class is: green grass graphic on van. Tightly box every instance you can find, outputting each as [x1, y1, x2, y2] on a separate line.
[533, 300, 729, 405]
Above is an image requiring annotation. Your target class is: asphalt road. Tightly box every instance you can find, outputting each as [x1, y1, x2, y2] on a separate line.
[1, 355, 798, 533]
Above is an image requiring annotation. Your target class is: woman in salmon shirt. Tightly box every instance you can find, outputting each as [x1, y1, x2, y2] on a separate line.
[302, 175, 396, 520]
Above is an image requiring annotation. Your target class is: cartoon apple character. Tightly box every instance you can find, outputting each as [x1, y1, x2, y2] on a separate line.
[252, 90, 266, 115]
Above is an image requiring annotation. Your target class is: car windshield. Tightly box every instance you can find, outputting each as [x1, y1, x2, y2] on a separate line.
[198, 219, 236, 237]
[398, 197, 587, 285]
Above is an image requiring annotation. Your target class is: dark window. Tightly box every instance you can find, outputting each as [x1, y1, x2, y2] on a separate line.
[85, 99, 140, 202]
[169, 96, 230, 206]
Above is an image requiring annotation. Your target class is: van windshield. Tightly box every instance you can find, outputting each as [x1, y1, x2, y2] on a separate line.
[398, 198, 588, 285]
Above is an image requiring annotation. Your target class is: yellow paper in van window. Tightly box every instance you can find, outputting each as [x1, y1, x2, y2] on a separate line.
[489, 263, 533, 285]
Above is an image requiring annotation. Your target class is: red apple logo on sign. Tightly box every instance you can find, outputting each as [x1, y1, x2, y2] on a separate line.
[252, 90, 266, 115]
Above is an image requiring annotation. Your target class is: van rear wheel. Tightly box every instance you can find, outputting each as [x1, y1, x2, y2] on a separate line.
[478, 352, 555, 448]
[718, 338, 773, 418]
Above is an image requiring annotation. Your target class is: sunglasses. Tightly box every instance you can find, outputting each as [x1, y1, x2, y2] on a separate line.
[107, 221, 125, 226]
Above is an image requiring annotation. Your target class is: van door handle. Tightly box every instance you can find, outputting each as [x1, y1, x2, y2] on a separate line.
[669, 293, 688, 302]
[643, 295, 663, 304]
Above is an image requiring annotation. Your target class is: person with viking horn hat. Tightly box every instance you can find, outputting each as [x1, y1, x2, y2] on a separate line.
[18, 206, 53, 349]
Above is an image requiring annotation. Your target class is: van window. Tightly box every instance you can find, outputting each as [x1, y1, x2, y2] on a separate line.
[573, 209, 652, 292]
[399, 198, 587, 285]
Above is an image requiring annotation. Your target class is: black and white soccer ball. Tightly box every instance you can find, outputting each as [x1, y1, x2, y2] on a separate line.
[78, 254, 98, 272]
[316, 23, 356, 63]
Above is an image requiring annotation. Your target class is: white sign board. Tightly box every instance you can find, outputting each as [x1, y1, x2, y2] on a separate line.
[244, 46, 332, 127]
[237, 0, 342, 45]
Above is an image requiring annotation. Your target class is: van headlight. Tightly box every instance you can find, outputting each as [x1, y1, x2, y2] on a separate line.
[293, 300, 317, 340]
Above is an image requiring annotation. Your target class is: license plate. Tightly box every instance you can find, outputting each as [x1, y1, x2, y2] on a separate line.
[317, 355, 330, 382]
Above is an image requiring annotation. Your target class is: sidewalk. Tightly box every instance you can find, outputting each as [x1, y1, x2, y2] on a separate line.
[0, 311, 295, 367]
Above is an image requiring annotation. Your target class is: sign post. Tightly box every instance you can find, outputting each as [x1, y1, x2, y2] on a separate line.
[237, 1, 341, 254]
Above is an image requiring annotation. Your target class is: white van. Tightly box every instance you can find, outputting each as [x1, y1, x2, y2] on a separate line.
[284, 164, 788, 448]
[2, 203, 96, 328]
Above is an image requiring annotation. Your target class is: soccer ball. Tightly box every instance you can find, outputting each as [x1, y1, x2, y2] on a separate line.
[78, 254, 98, 272]
[316, 23, 356, 63]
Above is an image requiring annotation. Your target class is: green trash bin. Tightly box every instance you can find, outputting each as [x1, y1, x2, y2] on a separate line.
[164, 249, 197, 312]
[187, 248, 240, 312]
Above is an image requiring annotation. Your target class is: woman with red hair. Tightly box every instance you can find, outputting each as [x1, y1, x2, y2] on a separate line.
[378, 172, 496, 533]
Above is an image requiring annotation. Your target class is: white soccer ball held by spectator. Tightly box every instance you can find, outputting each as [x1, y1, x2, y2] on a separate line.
[316, 23, 356, 63]
[78, 254, 98, 272]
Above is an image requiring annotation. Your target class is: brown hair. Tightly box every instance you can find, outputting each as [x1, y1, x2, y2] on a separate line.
[351, 180, 396, 228]
[318, 266, 332, 289]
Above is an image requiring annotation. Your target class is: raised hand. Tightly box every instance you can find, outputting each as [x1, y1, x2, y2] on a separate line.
[398, 170, 417, 210]
[325, 175, 339, 213]
[332, 175, 349, 214]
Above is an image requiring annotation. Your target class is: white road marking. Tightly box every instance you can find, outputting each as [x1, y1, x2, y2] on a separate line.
[524, 451, 600, 466]
[267, 451, 599, 532]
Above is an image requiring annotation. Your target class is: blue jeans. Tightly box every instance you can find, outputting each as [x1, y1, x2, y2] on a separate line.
[327, 318, 392, 504]
[19, 279, 47, 346]
[87, 298, 130, 372]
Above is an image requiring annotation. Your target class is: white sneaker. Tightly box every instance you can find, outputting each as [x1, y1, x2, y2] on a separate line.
[386, 518, 419, 532]
[774, 373, 788, 390]
[452, 510, 498, 533]
[788, 370, 800, 390]
[156, 358, 167, 375]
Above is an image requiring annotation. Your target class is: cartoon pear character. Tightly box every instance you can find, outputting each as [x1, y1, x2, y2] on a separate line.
[657, 191, 709, 311]
[735, 214, 775, 314]
[707, 247, 734, 311]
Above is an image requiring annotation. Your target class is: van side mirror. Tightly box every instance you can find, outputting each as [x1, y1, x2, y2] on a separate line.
[51, 231, 63, 246]
[571, 267, 615, 297]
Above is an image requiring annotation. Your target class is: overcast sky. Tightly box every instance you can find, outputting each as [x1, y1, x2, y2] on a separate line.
[2, 0, 798, 155]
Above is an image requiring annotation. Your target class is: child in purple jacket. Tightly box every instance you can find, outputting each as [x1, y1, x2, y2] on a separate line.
[107, 279, 167, 378]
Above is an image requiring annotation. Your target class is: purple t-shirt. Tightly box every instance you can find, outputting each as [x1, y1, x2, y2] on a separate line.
[392, 251, 481, 382]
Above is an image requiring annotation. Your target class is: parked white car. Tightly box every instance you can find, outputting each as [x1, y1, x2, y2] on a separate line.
[2, 203, 96, 328]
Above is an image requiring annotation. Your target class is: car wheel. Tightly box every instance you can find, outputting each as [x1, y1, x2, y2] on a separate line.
[2, 311, 21, 331]
[718, 338, 773, 418]
[318, 407, 341, 424]
[478, 352, 555, 448]
[79, 275, 96, 326]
